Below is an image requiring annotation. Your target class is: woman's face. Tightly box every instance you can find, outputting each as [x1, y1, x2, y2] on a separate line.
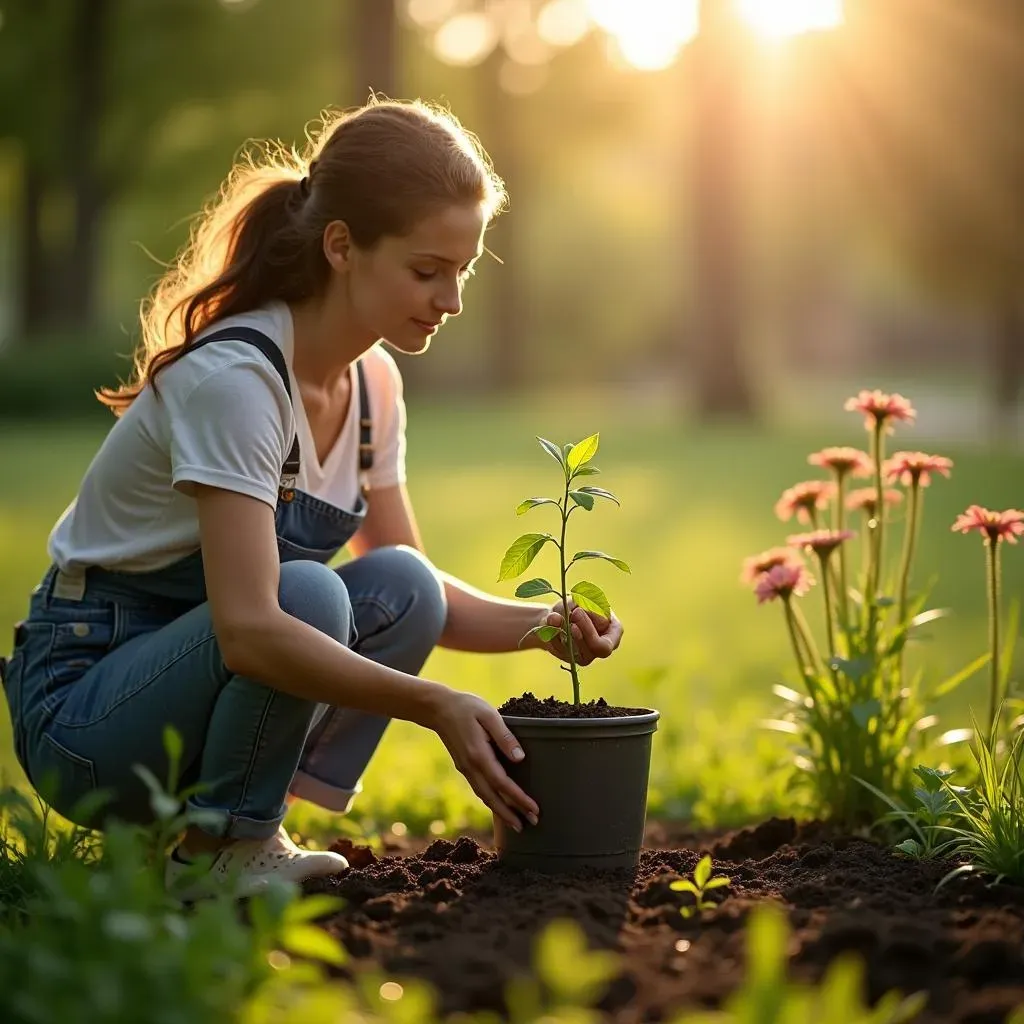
[347, 202, 487, 355]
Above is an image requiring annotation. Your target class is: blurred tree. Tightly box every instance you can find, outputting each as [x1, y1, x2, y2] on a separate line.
[835, 0, 1024, 437]
[351, 0, 397, 101]
[688, 0, 757, 419]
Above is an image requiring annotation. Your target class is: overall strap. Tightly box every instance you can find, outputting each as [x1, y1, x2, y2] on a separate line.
[356, 359, 373, 472]
[189, 326, 301, 479]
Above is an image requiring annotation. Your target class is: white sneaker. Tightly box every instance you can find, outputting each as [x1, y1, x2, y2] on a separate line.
[165, 826, 349, 901]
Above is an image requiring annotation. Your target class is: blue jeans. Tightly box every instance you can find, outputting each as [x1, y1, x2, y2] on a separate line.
[3, 546, 446, 840]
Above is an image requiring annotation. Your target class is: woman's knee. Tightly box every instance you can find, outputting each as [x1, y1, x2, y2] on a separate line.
[365, 545, 447, 643]
[278, 560, 353, 643]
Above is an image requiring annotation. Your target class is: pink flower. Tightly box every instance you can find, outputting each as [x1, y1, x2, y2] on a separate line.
[808, 447, 873, 479]
[952, 506, 1024, 545]
[884, 451, 953, 488]
[775, 480, 837, 524]
[754, 563, 816, 604]
[844, 390, 917, 433]
[846, 487, 903, 515]
[787, 529, 857, 561]
[741, 546, 805, 585]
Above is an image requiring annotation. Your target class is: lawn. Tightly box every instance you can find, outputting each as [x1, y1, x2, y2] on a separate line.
[2, 390, 1022, 837]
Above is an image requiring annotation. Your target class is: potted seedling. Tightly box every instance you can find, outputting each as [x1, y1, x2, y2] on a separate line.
[494, 433, 660, 872]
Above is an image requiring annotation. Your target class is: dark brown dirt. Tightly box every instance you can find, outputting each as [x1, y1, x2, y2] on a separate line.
[308, 818, 1024, 1023]
[498, 693, 653, 718]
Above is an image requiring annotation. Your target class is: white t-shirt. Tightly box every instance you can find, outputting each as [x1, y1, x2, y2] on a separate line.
[48, 302, 407, 573]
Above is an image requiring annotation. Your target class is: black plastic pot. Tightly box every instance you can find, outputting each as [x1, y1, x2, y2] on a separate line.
[493, 708, 660, 872]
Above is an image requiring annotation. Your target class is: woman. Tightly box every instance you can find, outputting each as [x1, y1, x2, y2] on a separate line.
[0, 100, 623, 900]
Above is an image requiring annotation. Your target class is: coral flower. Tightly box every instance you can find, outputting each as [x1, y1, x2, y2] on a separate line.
[787, 529, 857, 561]
[844, 390, 917, 434]
[952, 506, 1024, 545]
[754, 563, 816, 604]
[740, 546, 805, 585]
[808, 447, 873, 479]
[775, 480, 837, 524]
[845, 487, 903, 514]
[884, 451, 953, 488]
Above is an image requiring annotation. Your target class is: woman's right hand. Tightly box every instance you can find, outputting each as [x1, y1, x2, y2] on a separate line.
[427, 689, 540, 833]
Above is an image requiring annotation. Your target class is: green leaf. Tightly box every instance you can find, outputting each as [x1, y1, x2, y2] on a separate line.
[570, 550, 631, 573]
[570, 581, 611, 618]
[851, 698, 881, 728]
[537, 437, 566, 471]
[498, 534, 553, 582]
[669, 879, 700, 895]
[516, 497, 560, 516]
[519, 624, 563, 648]
[281, 923, 347, 965]
[515, 577, 556, 598]
[535, 919, 618, 1004]
[895, 839, 924, 857]
[574, 466, 601, 477]
[569, 490, 595, 511]
[283, 894, 346, 924]
[703, 876, 730, 890]
[693, 855, 712, 888]
[829, 656, 873, 683]
[932, 652, 991, 698]
[575, 486, 619, 506]
[566, 433, 600, 473]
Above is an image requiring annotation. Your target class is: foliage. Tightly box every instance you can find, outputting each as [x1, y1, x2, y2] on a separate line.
[670, 854, 730, 918]
[498, 433, 630, 704]
[746, 391, 986, 826]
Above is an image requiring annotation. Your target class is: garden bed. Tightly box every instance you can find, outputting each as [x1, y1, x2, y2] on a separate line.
[308, 818, 1024, 1023]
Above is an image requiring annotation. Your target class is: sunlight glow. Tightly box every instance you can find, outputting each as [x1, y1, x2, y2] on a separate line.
[586, 0, 845, 70]
[735, 0, 845, 39]
[587, 0, 699, 70]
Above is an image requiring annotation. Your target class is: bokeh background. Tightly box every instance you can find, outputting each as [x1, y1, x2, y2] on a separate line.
[1, 0, 1022, 838]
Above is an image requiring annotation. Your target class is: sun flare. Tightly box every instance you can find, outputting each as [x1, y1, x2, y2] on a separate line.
[585, 0, 845, 69]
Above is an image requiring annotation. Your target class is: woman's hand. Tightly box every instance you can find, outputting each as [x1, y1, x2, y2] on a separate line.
[427, 689, 540, 833]
[536, 602, 623, 667]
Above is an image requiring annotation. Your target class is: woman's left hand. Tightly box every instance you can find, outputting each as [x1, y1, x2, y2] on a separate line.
[536, 601, 623, 666]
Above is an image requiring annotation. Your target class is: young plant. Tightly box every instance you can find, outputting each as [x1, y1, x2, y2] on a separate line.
[744, 390, 987, 826]
[498, 433, 629, 705]
[670, 854, 730, 918]
[854, 765, 963, 860]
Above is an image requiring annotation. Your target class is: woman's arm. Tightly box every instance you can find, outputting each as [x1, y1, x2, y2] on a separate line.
[348, 484, 623, 659]
[194, 484, 538, 830]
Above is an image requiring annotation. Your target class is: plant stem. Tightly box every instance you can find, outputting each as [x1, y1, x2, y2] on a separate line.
[835, 474, 850, 627]
[897, 479, 921, 626]
[819, 553, 838, 674]
[559, 471, 581, 705]
[987, 538, 1002, 744]
[783, 600, 818, 701]
[867, 423, 886, 648]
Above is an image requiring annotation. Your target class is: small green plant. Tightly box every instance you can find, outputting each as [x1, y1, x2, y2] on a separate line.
[854, 766, 963, 860]
[670, 854, 730, 918]
[498, 433, 630, 705]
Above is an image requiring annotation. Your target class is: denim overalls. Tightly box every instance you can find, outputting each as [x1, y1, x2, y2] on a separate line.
[0, 327, 447, 839]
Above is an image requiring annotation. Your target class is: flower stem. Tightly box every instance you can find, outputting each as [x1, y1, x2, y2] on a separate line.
[897, 480, 921, 626]
[867, 423, 886, 647]
[559, 468, 581, 705]
[987, 538, 1002, 743]
[819, 553, 838, 675]
[784, 600, 819, 703]
[835, 475, 850, 628]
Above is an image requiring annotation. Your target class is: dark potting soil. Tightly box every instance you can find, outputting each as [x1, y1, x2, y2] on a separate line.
[498, 692, 653, 719]
[308, 819, 1024, 1024]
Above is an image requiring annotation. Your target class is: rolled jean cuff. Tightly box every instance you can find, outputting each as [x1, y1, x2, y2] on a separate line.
[289, 770, 361, 814]
[186, 801, 285, 841]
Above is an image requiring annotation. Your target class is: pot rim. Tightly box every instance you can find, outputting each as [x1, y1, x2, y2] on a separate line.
[499, 708, 660, 728]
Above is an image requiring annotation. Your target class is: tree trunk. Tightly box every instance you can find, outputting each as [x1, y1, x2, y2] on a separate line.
[689, 0, 756, 420]
[990, 295, 1024, 444]
[352, 0, 397, 102]
[63, 0, 110, 326]
[17, 157, 51, 339]
[480, 52, 525, 393]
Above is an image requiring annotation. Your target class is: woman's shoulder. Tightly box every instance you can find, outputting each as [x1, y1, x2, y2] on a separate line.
[360, 343, 404, 395]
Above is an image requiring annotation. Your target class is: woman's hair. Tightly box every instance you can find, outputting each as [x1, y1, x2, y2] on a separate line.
[97, 98, 507, 414]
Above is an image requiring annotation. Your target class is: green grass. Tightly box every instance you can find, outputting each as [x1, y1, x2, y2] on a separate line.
[2, 392, 1022, 837]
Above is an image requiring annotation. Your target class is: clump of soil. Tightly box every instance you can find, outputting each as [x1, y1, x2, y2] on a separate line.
[308, 818, 1024, 1023]
[498, 692, 653, 719]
